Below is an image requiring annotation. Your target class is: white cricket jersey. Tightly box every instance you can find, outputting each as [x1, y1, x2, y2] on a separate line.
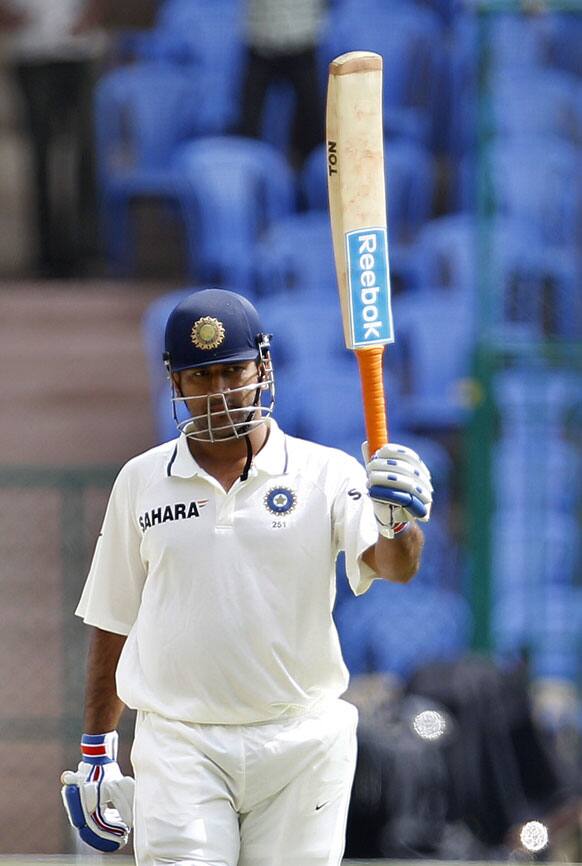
[76, 420, 379, 725]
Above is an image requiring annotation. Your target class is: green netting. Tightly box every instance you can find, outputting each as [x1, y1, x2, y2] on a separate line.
[466, 1, 582, 663]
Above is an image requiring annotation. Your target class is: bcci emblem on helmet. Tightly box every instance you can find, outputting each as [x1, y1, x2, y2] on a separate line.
[264, 487, 297, 515]
[191, 317, 226, 350]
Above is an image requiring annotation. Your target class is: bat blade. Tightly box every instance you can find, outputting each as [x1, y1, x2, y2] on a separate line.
[326, 51, 393, 455]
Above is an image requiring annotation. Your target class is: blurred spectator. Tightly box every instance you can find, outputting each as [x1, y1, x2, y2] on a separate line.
[238, 0, 326, 165]
[0, 0, 108, 277]
[409, 657, 578, 848]
[344, 657, 578, 860]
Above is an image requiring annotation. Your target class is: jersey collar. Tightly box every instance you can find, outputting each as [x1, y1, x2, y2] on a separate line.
[166, 419, 288, 479]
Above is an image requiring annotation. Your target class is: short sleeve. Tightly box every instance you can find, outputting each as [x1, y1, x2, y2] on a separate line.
[75, 465, 146, 635]
[332, 456, 379, 596]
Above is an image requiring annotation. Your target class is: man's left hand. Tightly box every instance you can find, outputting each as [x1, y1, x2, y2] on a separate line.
[364, 442, 433, 538]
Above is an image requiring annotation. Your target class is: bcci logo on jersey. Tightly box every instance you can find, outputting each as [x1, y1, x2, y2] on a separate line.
[345, 228, 394, 348]
[264, 487, 297, 515]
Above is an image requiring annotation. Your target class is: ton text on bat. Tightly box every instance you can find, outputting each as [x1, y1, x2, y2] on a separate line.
[327, 141, 337, 175]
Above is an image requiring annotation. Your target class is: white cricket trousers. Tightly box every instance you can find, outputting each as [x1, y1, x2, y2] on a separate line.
[131, 700, 358, 866]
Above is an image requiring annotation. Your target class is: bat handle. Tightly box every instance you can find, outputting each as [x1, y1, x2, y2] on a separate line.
[356, 347, 389, 456]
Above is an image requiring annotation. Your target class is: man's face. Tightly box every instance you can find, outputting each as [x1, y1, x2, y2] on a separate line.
[173, 360, 261, 439]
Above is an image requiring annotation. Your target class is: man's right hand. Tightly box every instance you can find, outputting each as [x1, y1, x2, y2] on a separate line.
[61, 732, 135, 852]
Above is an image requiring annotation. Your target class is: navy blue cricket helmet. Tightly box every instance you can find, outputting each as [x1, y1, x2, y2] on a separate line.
[163, 289, 275, 442]
[164, 288, 271, 372]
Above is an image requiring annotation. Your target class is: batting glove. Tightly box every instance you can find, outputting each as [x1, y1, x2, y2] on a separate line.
[364, 442, 433, 538]
[61, 731, 135, 852]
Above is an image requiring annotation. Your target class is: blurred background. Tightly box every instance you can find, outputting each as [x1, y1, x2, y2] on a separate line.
[0, 0, 580, 861]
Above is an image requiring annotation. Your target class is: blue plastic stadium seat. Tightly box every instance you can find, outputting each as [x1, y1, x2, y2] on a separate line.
[577, 85, 582, 145]
[487, 12, 555, 71]
[493, 368, 582, 439]
[94, 63, 199, 274]
[320, 3, 444, 148]
[386, 286, 474, 430]
[484, 136, 581, 248]
[335, 580, 472, 681]
[424, 0, 460, 26]
[280, 293, 352, 369]
[528, 586, 582, 683]
[446, 14, 569, 158]
[299, 366, 366, 450]
[173, 136, 296, 292]
[300, 139, 435, 243]
[380, 139, 435, 242]
[412, 214, 578, 340]
[411, 214, 476, 294]
[260, 81, 296, 154]
[446, 15, 478, 158]
[495, 243, 579, 342]
[255, 298, 318, 438]
[457, 137, 582, 251]
[493, 437, 580, 515]
[492, 368, 582, 523]
[153, 0, 244, 133]
[491, 511, 580, 592]
[491, 517, 581, 682]
[297, 144, 325, 211]
[546, 12, 582, 76]
[488, 68, 579, 144]
[413, 515, 464, 592]
[253, 212, 337, 298]
[269, 371, 306, 441]
[490, 366, 582, 683]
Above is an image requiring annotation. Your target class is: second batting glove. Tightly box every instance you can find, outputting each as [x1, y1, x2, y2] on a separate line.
[364, 442, 433, 538]
[61, 732, 135, 852]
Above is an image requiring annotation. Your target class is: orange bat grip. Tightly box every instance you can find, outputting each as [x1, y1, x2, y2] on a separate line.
[356, 347, 389, 455]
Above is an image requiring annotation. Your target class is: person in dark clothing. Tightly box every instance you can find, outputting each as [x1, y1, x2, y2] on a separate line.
[408, 656, 576, 848]
[238, 0, 326, 165]
[0, 0, 107, 277]
[344, 657, 577, 860]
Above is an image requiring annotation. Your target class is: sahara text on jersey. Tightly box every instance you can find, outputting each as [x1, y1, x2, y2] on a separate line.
[138, 500, 209, 532]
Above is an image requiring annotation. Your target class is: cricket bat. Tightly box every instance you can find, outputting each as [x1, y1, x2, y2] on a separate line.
[326, 51, 394, 457]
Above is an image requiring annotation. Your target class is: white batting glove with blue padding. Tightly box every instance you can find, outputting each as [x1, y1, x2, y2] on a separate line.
[364, 442, 433, 538]
[61, 731, 135, 852]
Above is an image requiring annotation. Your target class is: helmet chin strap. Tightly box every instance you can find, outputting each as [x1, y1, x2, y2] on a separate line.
[240, 434, 253, 481]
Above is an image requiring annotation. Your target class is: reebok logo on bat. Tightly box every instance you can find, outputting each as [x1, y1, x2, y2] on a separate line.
[358, 234, 383, 338]
[345, 228, 394, 347]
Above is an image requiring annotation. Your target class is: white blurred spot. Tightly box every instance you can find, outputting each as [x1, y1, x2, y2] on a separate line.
[520, 820, 549, 852]
[412, 709, 447, 741]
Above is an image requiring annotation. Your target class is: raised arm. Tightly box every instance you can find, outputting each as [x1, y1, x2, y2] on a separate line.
[362, 521, 424, 583]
